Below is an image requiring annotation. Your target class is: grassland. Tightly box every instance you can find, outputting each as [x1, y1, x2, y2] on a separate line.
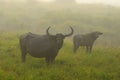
[0, 33, 120, 80]
[0, 2, 120, 80]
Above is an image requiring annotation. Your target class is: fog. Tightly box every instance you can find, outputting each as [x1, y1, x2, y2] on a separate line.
[0, 0, 120, 47]
[3, 0, 120, 6]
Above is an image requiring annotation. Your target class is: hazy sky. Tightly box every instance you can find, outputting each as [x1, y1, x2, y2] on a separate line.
[77, 0, 120, 6]
[38, 0, 120, 6]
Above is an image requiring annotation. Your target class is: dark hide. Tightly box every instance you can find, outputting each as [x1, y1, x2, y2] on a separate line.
[73, 31, 102, 53]
[19, 27, 73, 64]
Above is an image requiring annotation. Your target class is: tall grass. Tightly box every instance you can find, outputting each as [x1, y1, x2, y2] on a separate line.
[0, 33, 120, 80]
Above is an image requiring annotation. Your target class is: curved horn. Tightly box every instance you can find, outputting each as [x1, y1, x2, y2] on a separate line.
[64, 27, 74, 37]
[46, 26, 51, 35]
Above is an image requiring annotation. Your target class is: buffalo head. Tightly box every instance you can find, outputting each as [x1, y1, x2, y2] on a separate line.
[46, 27, 74, 48]
[91, 31, 103, 38]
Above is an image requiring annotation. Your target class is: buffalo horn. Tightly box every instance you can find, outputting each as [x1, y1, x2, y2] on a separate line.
[64, 27, 74, 37]
[46, 26, 51, 36]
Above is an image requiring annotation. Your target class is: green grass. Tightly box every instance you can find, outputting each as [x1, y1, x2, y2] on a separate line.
[0, 33, 120, 80]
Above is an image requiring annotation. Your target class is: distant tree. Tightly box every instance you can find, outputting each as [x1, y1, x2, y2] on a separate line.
[0, 0, 4, 3]
[25, 0, 38, 4]
[55, 0, 76, 4]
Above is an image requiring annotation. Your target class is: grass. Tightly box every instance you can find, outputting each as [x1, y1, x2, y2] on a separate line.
[0, 33, 120, 80]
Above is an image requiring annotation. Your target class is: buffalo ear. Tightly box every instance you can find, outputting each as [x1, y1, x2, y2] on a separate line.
[49, 35, 56, 39]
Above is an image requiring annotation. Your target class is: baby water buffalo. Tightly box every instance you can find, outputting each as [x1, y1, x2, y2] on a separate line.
[20, 27, 73, 64]
[73, 31, 102, 53]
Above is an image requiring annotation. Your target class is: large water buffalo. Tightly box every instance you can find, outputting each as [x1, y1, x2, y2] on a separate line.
[73, 31, 103, 53]
[19, 27, 73, 64]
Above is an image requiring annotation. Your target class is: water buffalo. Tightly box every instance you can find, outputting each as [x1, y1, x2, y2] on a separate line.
[73, 31, 103, 53]
[19, 27, 73, 64]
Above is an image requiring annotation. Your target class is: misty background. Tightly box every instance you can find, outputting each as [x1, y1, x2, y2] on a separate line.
[0, 0, 120, 47]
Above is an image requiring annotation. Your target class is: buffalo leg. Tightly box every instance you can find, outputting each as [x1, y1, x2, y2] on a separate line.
[20, 38, 27, 62]
[45, 56, 51, 65]
[86, 46, 89, 53]
[21, 49, 27, 62]
[50, 55, 56, 63]
[73, 43, 79, 53]
[86, 45, 93, 53]
[89, 45, 93, 53]
[86, 46, 91, 53]
[20, 44, 27, 62]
